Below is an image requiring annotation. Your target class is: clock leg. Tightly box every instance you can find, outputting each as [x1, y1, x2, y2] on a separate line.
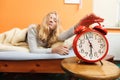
[76, 58, 85, 64]
[77, 60, 83, 64]
[100, 60, 103, 65]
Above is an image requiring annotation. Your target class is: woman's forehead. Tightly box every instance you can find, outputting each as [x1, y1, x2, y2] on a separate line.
[49, 13, 57, 18]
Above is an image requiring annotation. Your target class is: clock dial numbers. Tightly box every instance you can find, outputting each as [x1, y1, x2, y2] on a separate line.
[78, 39, 85, 48]
[98, 49, 103, 54]
[80, 49, 84, 53]
[76, 31, 107, 61]
[94, 52, 99, 58]
[98, 38, 104, 43]
[79, 39, 85, 44]
[85, 52, 88, 56]
[100, 44, 105, 48]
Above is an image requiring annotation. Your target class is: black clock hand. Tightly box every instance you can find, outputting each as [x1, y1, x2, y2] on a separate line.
[86, 35, 99, 58]
[86, 35, 93, 59]
[86, 35, 93, 48]
[89, 46, 93, 59]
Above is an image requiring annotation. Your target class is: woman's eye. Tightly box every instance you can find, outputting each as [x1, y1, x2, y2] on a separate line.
[54, 20, 57, 22]
[54, 19, 57, 22]
[48, 16, 52, 19]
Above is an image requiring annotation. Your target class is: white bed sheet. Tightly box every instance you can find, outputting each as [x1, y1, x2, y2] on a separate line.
[0, 49, 76, 60]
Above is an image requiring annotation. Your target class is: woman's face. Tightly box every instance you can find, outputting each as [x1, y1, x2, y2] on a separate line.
[47, 13, 57, 30]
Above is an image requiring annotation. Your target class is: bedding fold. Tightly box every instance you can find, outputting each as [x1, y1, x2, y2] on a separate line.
[0, 28, 75, 52]
[0, 28, 29, 52]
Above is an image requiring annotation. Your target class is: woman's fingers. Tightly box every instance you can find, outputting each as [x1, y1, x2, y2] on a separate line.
[62, 46, 69, 55]
[52, 45, 69, 55]
[59, 46, 69, 55]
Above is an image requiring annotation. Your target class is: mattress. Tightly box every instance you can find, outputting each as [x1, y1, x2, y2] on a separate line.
[0, 49, 76, 60]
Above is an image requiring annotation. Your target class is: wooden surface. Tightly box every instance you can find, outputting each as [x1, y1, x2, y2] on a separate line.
[0, 55, 115, 73]
[0, 59, 64, 73]
[61, 57, 120, 80]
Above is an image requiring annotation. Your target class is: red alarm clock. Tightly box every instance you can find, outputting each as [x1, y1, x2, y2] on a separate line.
[73, 23, 109, 63]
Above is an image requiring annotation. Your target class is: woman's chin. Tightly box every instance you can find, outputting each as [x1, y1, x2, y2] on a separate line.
[49, 26, 55, 30]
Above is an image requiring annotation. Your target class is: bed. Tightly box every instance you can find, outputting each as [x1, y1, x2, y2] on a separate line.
[0, 49, 76, 73]
[0, 50, 114, 73]
[0, 32, 119, 73]
[0, 28, 76, 73]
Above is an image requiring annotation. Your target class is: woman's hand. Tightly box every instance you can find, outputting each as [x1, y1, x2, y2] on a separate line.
[52, 45, 69, 55]
[75, 13, 104, 28]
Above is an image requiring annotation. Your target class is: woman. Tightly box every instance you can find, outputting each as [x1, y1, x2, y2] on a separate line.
[27, 11, 103, 55]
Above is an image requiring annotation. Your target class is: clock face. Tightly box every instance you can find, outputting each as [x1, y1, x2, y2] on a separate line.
[73, 30, 109, 62]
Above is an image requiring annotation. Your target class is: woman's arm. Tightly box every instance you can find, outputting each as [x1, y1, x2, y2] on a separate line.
[58, 26, 74, 41]
[27, 24, 52, 54]
[58, 14, 104, 41]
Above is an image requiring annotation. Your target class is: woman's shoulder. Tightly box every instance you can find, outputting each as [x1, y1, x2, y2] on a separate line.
[28, 24, 38, 29]
[28, 24, 40, 31]
[28, 24, 39, 34]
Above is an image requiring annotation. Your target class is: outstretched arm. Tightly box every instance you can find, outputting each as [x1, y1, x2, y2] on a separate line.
[58, 26, 74, 41]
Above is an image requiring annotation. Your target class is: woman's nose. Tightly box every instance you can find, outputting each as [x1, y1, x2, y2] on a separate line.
[50, 20, 53, 23]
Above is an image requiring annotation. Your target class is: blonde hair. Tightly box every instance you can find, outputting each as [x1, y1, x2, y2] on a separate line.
[37, 11, 62, 48]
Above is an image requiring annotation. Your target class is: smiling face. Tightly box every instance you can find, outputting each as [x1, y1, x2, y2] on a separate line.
[47, 13, 57, 30]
